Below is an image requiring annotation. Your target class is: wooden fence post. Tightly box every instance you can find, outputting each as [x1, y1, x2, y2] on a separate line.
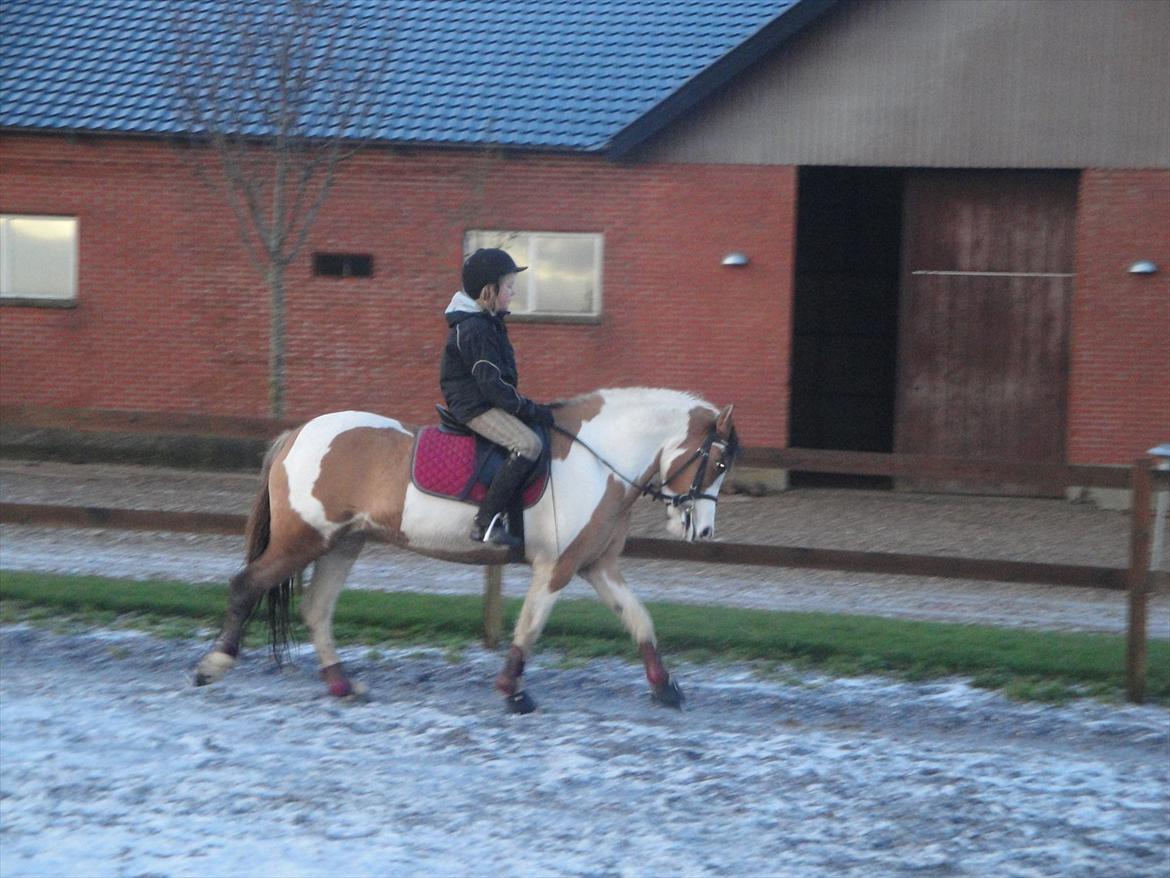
[483, 565, 504, 649]
[1126, 457, 1154, 704]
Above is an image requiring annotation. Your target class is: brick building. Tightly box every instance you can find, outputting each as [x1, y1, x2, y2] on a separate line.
[2, 0, 1167, 473]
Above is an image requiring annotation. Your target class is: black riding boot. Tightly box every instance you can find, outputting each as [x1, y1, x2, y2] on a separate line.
[471, 452, 536, 547]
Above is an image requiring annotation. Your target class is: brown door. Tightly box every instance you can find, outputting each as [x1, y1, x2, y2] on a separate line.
[895, 171, 1077, 494]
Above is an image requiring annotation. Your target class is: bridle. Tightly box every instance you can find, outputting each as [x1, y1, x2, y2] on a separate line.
[551, 424, 729, 511]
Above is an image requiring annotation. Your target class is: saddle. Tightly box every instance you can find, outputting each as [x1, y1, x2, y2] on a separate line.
[411, 406, 550, 511]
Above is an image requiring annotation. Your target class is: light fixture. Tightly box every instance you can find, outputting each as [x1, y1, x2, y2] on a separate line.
[721, 252, 749, 267]
[1128, 260, 1159, 275]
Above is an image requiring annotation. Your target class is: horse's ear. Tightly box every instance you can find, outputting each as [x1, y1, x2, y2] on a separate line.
[715, 404, 735, 438]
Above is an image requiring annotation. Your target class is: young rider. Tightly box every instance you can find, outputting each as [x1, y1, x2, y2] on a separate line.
[440, 247, 556, 547]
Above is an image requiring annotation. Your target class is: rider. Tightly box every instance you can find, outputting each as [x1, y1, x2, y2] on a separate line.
[440, 247, 556, 547]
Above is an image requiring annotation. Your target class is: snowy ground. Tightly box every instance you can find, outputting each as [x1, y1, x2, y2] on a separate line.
[1, 624, 1168, 878]
[3, 461, 1170, 877]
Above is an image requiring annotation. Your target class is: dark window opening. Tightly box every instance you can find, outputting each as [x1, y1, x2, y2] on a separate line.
[313, 253, 373, 278]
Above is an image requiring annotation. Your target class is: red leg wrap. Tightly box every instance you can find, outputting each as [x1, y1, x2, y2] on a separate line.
[321, 663, 352, 698]
[495, 645, 526, 696]
[639, 642, 669, 688]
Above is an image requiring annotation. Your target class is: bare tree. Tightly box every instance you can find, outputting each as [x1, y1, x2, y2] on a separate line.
[171, 1, 392, 417]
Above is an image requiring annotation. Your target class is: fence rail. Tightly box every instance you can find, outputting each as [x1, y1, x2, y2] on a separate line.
[740, 447, 1131, 489]
[0, 502, 1151, 592]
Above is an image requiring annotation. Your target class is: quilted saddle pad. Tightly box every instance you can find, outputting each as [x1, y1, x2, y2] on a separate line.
[411, 426, 548, 508]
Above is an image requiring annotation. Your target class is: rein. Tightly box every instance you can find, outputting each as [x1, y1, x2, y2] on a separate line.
[550, 424, 724, 509]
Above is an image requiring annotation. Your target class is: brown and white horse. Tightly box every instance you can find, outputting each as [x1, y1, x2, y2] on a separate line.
[194, 387, 738, 712]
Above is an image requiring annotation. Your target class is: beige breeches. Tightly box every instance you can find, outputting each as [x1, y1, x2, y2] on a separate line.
[467, 408, 542, 459]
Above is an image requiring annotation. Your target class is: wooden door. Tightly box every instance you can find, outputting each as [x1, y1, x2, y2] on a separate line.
[895, 171, 1077, 493]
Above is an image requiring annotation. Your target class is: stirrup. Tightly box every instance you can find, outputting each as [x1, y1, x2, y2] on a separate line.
[472, 512, 521, 548]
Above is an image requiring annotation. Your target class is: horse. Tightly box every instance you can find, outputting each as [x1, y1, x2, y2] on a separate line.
[193, 387, 739, 713]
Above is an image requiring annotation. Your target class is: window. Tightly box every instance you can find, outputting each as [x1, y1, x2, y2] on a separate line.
[464, 230, 602, 320]
[0, 215, 79, 304]
[313, 252, 373, 278]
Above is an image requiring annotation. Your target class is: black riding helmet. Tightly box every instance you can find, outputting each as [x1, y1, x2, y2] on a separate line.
[462, 248, 527, 299]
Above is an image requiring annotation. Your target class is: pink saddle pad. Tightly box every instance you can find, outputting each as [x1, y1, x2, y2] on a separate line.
[411, 426, 547, 508]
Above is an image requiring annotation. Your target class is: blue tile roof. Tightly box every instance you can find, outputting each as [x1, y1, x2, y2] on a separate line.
[0, 0, 817, 152]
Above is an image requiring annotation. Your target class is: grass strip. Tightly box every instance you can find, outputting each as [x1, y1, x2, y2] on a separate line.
[1, 570, 1166, 705]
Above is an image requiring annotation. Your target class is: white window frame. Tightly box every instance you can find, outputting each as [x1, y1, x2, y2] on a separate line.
[0, 214, 79, 306]
[464, 230, 603, 323]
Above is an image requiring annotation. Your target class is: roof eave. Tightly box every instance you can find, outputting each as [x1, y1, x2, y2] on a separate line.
[605, 0, 840, 160]
[0, 124, 605, 156]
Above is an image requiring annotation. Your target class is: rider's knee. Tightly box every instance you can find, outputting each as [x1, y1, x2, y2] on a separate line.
[513, 430, 541, 460]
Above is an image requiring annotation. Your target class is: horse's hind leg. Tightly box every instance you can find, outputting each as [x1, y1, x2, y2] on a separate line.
[301, 536, 364, 698]
[580, 558, 684, 708]
[194, 547, 317, 686]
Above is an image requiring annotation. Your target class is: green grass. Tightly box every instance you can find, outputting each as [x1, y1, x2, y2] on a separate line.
[1, 569, 1166, 706]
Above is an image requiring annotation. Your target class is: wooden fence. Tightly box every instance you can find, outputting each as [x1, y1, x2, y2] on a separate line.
[1, 444, 1166, 701]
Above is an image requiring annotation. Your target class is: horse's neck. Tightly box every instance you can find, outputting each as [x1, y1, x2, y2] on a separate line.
[576, 393, 692, 480]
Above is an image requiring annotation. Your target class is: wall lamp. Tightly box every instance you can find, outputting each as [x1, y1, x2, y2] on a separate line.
[721, 251, 750, 267]
[1128, 260, 1159, 275]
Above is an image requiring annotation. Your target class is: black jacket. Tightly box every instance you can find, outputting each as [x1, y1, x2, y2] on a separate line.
[439, 291, 543, 424]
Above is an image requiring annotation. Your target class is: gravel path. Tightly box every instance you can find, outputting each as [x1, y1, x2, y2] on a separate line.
[1, 624, 1168, 878]
[2, 459, 1167, 637]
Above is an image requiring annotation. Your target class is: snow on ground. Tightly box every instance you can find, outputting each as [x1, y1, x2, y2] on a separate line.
[1, 624, 1168, 878]
[3, 463, 1169, 876]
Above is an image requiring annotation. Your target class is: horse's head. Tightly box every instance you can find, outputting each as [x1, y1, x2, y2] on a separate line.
[659, 404, 739, 542]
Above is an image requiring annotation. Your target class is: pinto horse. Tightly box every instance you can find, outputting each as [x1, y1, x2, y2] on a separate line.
[194, 387, 738, 712]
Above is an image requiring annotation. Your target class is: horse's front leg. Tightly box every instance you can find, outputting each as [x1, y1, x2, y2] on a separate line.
[580, 559, 685, 709]
[495, 563, 566, 714]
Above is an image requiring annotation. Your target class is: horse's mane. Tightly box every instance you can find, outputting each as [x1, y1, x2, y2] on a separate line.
[557, 387, 710, 412]
[559, 387, 742, 462]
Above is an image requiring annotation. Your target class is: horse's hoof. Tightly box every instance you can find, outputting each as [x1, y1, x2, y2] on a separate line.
[506, 690, 537, 714]
[651, 678, 686, 709]
[322, 664, 367, 700]
[193, 651, 236, 686]
[334, 681, 369, 703]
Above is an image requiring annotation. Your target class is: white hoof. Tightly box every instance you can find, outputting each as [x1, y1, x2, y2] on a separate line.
[194, 651, 236, 686]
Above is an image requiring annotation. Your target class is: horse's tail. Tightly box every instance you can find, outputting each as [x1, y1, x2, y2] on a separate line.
[244, 429, 298, 665]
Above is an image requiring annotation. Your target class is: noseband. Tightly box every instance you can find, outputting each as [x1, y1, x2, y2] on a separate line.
[551, 424, 726, 511]
[649, 428, 724, 509]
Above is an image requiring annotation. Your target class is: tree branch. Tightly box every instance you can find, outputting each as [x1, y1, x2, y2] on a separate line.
[169, 0, 395, 414]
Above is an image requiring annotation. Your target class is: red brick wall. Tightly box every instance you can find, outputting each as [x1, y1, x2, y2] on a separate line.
[0, 135, 796, 445]
[1069, 169, 1170, 465]
[6, 136, 1165, 464]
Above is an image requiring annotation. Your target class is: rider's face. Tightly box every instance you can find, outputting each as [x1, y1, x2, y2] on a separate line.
[484, 272, 517, 313]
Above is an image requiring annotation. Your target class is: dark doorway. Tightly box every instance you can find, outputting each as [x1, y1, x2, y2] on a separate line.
[789, 167, 903, 486]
